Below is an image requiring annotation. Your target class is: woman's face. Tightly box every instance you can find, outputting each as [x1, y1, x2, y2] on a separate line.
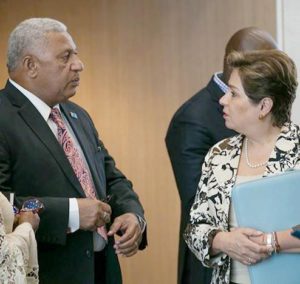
[219, 69, 261, 133]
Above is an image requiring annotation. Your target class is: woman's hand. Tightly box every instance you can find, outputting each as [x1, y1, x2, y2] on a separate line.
[249, 232, 266, 245]
[18, 211, 40, 232]
[212, 227, 270, 265]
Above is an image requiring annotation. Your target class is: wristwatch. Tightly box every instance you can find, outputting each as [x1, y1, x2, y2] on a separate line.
[291, 224, 300, 239]
[136, 214, 146, 233]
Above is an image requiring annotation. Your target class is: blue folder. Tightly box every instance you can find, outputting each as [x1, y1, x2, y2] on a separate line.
[231, 170, 300, 284]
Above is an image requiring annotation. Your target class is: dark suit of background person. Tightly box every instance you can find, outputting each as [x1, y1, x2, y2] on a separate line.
[0, 18, 146, 284]
[165, 27, 278, 284]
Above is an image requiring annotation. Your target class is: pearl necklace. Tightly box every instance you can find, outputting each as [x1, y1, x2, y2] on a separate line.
[244, 138, 268, 168]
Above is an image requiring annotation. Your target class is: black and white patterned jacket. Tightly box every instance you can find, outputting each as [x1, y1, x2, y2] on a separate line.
[184, 123, 300, 284]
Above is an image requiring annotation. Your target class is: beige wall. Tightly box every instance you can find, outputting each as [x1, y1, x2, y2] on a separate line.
[277, 0, 300, 124]
[0, 1, 276, 283]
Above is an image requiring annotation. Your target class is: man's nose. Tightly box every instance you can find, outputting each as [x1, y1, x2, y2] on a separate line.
[71, 57, 84, 72]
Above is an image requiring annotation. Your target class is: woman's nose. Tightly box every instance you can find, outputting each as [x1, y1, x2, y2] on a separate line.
[219, 92, 229, 106]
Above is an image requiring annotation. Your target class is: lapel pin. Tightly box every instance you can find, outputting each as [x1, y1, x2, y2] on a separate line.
[70, 112, 78, 119]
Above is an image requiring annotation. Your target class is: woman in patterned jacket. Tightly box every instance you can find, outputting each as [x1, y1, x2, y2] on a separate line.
[0, 192, 40, 283]
[184, 49, 300, 284]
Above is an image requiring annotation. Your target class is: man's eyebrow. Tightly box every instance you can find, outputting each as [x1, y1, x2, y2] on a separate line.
[60, 48, 78, 54]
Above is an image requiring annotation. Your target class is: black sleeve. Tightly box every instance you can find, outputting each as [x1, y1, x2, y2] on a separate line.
[166, 111, 212, 213]
[82, 107, 147, 249]
[0, 130, 70, 245]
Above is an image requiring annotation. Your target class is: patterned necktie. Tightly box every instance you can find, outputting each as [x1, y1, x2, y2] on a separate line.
[49, 108, 107, 240]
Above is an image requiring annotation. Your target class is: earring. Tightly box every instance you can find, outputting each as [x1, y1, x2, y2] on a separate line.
[259, 114, 264, 120]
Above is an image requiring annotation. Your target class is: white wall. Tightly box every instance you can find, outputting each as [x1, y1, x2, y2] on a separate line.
[277, 0, 300, 124]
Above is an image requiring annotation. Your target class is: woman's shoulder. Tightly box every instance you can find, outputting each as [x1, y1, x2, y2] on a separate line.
[209, 133, 243, 155]
[277, 122, 300, 145]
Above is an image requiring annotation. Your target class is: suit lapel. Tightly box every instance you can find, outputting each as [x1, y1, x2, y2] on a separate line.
[4, 81, 85, 197]
[60, 103, 105, 199]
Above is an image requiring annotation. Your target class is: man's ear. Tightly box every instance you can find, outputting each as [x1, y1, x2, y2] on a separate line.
[22, 55, 38, 78]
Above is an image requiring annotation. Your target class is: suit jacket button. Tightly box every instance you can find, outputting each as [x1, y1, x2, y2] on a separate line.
[86, 250, 92, 258]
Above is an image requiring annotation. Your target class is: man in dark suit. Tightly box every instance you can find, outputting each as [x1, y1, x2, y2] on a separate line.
[165, 27, 277, 284]
[0, 18, 146, 284]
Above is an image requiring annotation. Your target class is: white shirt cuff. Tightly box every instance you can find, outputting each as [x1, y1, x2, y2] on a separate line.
[68, 198, 79, 233]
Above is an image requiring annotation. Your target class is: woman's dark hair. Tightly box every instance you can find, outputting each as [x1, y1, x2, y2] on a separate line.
[227, 49, 298, 127]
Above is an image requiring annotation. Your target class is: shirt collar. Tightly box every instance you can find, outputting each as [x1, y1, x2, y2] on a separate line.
[9, 78, 55, 121]
[213, 72, 228, 93]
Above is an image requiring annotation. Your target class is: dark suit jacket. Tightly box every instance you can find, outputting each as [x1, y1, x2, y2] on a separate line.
[165, 75, 236, 284]
[0, 81, 147, 284]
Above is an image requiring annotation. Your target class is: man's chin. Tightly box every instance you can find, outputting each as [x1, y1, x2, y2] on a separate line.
[64, 91, 77, 101]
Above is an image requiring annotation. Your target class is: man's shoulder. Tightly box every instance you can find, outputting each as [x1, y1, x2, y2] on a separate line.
[63, 100, 84, 111]
[61, 101, 94, 125]
[62, 101, 89, 116]
[170, 78, 221, 122]
[183, 79, 216, 104]
[0, 91, 13, 112]
[0, 95, 19, 132]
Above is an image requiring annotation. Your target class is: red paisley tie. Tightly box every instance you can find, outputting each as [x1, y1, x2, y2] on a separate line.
[50, 108, 107, 240]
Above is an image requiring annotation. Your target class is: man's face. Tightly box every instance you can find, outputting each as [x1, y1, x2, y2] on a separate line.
[34, 31, 84, 106]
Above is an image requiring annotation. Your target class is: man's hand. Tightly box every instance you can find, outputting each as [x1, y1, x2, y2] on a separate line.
[77, 198, 111, 231]
[108, 213, 142, 257]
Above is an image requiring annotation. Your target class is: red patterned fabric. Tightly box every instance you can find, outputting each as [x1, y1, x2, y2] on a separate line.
[50, 108, 107, 240]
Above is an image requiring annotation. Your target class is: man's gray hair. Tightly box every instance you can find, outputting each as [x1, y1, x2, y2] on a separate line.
[7, 18, 67, 72]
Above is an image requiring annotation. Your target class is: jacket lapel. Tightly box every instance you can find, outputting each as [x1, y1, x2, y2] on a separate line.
[4, 81, 85, 197]
[212, 134, 243, 189]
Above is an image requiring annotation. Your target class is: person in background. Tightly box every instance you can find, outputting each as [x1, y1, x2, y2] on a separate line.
[0, 18, 147, 284]
[184, 49, 299, 284]
[0, 192, 40, 283]
[165, 27, 277, 284]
